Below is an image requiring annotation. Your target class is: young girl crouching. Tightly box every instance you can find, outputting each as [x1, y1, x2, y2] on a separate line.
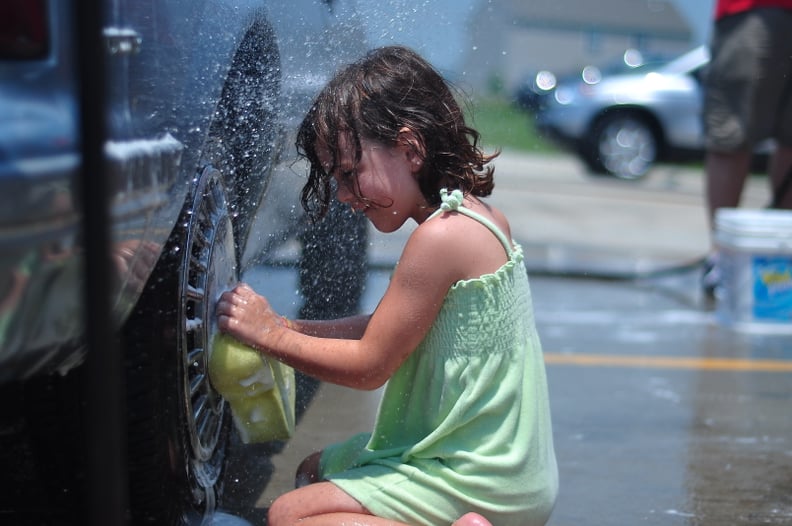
[217, 45, 558, 526]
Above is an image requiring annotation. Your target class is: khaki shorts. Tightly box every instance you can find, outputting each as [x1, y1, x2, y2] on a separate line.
[703, 8, 792, 152]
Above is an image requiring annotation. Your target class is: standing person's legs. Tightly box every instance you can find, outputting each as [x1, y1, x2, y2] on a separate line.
[704, 9, 792, 220]
[705, 149, 753, 229]
[702, 13, 754, 233]
[769, 144, 792, 209]
[701, 9, 792, 292]
[756, 7, 792, 210]
[753, 8, 792, 210]
[701, 13, 752, 292]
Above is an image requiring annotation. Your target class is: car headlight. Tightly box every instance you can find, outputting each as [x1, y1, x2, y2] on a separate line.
[554, 85, 576, 105]
[535, 70, 557, 91]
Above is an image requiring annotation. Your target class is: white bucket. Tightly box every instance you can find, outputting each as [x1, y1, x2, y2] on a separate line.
[714, 208, 792, 333]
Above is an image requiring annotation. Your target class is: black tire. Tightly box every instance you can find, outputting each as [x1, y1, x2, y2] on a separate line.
[123, 167, 237, 525]
[582, 111, 659, 180]
[294, 201, 369, 418]
[208, 18, 282, 261]
[297, 201, 369, 321]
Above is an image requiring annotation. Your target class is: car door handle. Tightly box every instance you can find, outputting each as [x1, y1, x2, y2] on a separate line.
[103, 28, 142, 56]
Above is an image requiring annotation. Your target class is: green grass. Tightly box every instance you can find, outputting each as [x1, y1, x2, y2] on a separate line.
[465, 97, 559, 154]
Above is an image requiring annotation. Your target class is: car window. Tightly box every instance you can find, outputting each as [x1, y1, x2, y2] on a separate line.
[658, 45, 709, 75]
[0, 0, 49, 60]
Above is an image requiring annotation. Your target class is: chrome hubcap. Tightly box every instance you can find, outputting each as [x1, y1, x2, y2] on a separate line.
[178, 166, 236, 506]
[599, 117, 656, 179]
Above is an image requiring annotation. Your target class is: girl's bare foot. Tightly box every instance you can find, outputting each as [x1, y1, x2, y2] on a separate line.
[452, 512, 493, 526]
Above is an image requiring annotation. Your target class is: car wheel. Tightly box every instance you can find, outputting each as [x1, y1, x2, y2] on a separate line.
[119, 19, 282, 523]
[584, 112, 658, 180]
[123, 166, 236, 525]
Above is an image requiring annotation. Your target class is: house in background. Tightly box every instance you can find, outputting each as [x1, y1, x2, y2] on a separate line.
[461, 0, 696, 95]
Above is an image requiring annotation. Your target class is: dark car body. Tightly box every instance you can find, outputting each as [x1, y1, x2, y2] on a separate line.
[0, 0, 367, 523]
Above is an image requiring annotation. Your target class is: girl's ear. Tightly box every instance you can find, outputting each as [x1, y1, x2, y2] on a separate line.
[397, 127, 425, 173]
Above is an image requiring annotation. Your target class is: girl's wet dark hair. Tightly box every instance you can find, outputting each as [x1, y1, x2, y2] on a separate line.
[296, 45, 498, 219]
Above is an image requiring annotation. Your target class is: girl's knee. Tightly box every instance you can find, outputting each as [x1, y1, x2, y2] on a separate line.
[452, 512, 493, 526]
[267, 492, 295, 526]
[267, 488, 318, 526]
[268, 481, 369, 525]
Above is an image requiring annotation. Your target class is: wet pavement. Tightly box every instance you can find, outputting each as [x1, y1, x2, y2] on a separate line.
[220, 152, 792, 525]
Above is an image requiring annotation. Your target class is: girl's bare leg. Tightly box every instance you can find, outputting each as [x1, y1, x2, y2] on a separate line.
[267, 481, 410, 525]
[287, 452, 492, 526]
[451, 512, 494, 526]
[769, 144, 792, 209]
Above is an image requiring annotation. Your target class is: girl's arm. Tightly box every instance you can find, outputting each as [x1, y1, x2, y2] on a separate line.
[216, 212, 501, 390]
[286, 314, 371, 340]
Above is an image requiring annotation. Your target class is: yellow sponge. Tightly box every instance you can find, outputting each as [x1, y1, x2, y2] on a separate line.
[209, 333, 296, 444]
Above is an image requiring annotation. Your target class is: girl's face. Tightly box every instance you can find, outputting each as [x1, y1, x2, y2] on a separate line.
[319, 133, 429, 232]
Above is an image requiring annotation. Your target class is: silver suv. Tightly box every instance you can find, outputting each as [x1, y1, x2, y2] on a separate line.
[535, 46, 709, 179]
[0, 0, 367, 523]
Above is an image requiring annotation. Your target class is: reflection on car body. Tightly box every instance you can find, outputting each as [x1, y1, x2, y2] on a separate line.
[0, 0, 368, 523]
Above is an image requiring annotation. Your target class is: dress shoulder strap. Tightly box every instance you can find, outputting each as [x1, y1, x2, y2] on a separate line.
[428, 188, 513, 256]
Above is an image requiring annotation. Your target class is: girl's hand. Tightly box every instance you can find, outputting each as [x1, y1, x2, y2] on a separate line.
[216, 283, 284, 350]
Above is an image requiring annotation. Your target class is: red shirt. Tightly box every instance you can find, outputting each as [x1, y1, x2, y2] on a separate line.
[715, 0, 792, 19]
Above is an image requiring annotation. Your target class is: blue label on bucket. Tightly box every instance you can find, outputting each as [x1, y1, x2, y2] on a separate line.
[752, 256, 792, 322]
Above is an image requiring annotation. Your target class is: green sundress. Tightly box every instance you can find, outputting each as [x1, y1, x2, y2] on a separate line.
[319, 189, 558, 526]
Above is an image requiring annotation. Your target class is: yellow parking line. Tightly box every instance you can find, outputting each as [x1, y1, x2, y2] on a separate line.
[544, 353, 792, 372]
